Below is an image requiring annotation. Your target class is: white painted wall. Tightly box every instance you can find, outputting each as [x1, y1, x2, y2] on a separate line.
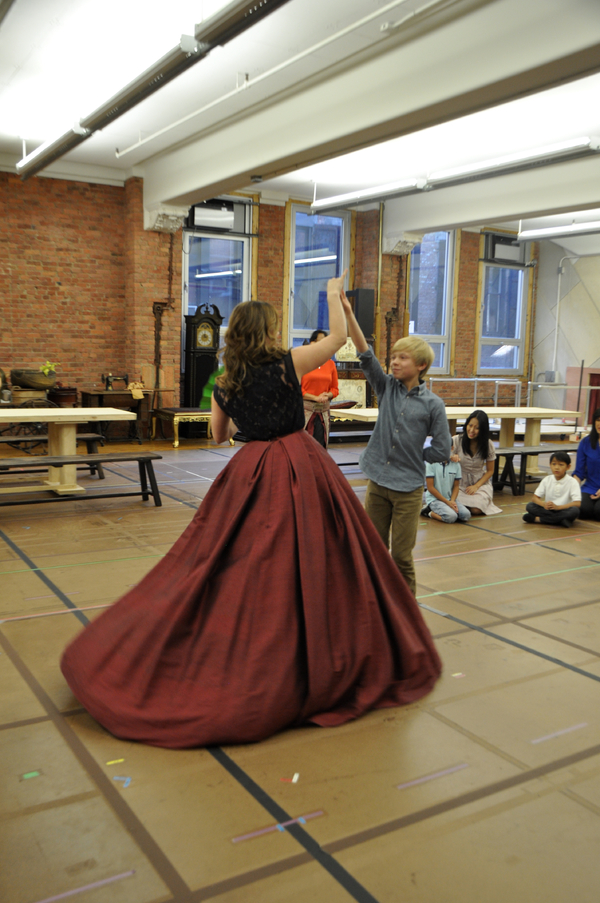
[531, 241, 600, 414]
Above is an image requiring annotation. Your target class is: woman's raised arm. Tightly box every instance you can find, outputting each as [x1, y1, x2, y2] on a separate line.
[291, 271, 347, 380]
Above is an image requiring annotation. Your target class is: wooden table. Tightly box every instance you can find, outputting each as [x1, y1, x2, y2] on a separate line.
[81, 389, 152, 442]
[331, 406, 581, 447]
[0, 408, 136, 495]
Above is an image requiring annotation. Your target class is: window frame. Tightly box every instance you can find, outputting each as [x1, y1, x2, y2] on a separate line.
[287, 203, 351, 348]
[476, 257, 530, 377]
[406, 230, 455, 375]
[182, 199, 253, 348]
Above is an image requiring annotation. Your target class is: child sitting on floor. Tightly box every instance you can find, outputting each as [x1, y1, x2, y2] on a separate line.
[522, 451, 581, 528]
[422, 459, 472, 524]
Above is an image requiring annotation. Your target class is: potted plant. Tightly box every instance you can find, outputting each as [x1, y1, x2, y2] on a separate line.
[10, 361, 59, 390]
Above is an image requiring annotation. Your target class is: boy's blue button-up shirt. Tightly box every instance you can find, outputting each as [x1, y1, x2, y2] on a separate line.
[358, 349, 451, 492]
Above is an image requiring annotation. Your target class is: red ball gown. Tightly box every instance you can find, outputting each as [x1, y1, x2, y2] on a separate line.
[61, 354, 441, 748]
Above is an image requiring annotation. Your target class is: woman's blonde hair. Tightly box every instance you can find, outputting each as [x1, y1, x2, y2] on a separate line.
[391, 336, 435, 377]
[217, 301, 285, 396]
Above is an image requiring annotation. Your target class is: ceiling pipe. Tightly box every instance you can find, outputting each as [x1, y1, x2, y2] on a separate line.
[0, 0, 17, 29]
[115, 0, 431, 160]
[16, 0, 293, 180]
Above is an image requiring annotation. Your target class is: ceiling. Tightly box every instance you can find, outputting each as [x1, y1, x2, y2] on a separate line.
[2, 0, 600, 254]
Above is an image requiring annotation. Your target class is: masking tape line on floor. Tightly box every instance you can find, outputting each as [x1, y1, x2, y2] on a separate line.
[418, 601, 600, 684]
[208, 747, 380, 903]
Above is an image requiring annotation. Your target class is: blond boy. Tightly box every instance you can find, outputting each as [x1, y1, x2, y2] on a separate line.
[342, 295, 450, 594]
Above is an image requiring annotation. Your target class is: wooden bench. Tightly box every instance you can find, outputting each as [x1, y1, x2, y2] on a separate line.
[493, 443, 580, 495]
[152, 408, 235, 447]
[0, 432, 106, 478]
[0, 452, 162, 506]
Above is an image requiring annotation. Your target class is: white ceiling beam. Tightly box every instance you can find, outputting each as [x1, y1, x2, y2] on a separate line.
[142, 0, 600, 210]
[381, 156, 600, 247]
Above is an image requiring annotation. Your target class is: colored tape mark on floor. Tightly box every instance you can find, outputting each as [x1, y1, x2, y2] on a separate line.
[31, 869, 135, 903]
[418, 602, 600, 684]
[113, 776, 131, 788]
[416, 561, 600, 599]
[531, 723, 588, 744]
[25, 592, 81, 600]
[232, 810, 324, 843]
[416, 531, 596, 562]
[0, 553, 161, 578]
[210, 745, 379, 903]
[21, 770, 41, 780]
[0, 604, 111, 624]
[397, 763, 469, 790]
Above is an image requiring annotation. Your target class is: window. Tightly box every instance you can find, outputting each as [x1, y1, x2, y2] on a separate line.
[183, 198, 252, 331]
[408, 231, 454, 372]
[184, 235, 249, 324]
[478, 262, 529, 374]
[288, 206, 350, 347]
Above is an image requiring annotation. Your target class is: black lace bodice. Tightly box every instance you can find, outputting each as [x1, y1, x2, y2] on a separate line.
[213, 352, 305, 440]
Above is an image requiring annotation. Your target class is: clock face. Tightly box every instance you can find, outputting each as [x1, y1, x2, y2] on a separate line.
[197, 325, 213, 348]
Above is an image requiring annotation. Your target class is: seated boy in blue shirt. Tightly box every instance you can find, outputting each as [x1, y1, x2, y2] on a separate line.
[341, 293, 451, 595]
[423, 459, 472, 523]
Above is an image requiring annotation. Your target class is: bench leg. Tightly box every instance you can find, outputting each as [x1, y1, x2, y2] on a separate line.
[138, 461, 149, 501]
[144, 460, 162, 507]
[519, 454, 529, 495]
[504, 456, 519, 495]
[495, 456, 519, 495]
[84, 439, 105, 479]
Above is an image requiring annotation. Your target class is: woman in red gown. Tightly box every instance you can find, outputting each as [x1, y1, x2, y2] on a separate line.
[60, 274, 441, 748]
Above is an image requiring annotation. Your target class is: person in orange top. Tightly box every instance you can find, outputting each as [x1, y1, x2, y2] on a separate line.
[301, 329, 339, 447]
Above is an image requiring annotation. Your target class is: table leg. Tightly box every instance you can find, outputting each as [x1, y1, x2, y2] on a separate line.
[173, 418, 180, 448]
[523, 418, 543, 474]
[45, 423, 85, 494]
[498, 419, 515, 447]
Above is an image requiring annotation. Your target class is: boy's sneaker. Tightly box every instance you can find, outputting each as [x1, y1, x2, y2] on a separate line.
[420, 505, 431, 517]
[522, 513, 535, 523]
[560, 518, 572, 528]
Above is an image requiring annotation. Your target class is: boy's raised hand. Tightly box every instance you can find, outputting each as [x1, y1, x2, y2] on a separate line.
[340, 289, 353, 318]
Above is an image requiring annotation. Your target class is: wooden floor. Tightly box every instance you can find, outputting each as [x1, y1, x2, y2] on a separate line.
[1, 439, 600, 903]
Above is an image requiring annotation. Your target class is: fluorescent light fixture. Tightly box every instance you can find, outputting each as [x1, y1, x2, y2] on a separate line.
[311, 178, 427, 210]
[16, 126, 91, 172]
[429, 137, 600, 183]
[294, 255, 337, 265]
[518, 220, 600, 240]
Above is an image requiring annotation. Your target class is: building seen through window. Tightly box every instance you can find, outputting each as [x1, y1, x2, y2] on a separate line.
[289, 208, 349, 347]
[408, 231, 453, 371]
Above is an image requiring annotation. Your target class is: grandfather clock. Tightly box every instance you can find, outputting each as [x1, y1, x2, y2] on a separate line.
[184, 304, 223, 407]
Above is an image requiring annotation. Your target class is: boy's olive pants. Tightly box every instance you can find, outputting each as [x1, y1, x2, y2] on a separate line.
[365, 480, 423, 596]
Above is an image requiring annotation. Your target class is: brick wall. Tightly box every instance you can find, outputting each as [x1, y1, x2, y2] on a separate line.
[256, 203, 285, 324]
[123, 178, 181, 403]
[351, 220, 534, 406]
[353, 209, 379, 293]
[0, 175, 534, 412]
[0, 173, 181, 404]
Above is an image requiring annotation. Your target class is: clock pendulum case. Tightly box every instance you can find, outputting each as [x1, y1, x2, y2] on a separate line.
[183, 304, 224, 408]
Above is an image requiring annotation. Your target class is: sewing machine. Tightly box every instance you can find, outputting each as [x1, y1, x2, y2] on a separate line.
[102, 373, 129, 391]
